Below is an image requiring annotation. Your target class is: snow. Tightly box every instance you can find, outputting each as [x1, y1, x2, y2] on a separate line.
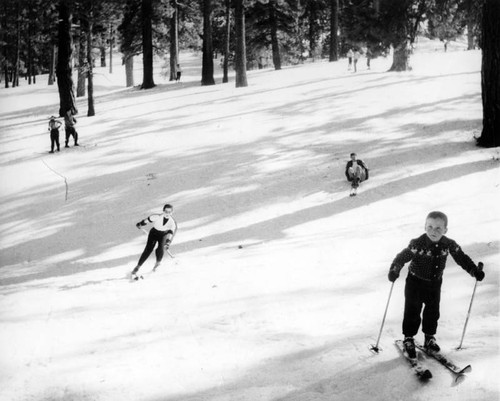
[0, 43, 499, 401]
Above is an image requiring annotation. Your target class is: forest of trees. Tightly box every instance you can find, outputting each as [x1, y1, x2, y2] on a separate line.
[0, 0, 497, 146]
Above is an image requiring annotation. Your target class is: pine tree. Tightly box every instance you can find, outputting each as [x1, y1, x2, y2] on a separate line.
[141, 0, 155, 89]
[234, 0, 248, 87]
[201, 0, 215, 85]
[477, 0, 500, 148]
[56, 0, 78, 117]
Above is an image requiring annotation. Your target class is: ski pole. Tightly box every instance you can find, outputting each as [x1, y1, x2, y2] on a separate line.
[370, 281, 395, 353]
[456, 262, 483, 350]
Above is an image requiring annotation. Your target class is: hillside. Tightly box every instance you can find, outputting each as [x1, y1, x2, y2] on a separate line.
[0, 44, 499, 401]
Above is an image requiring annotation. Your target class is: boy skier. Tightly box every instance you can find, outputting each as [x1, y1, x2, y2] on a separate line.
[48, 116, 62, 153]
[131, 203, 177, 280]
[388, 211, 485, 358]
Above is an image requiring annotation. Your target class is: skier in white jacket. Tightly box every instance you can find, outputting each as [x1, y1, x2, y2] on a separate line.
[131, 203, 177, 279]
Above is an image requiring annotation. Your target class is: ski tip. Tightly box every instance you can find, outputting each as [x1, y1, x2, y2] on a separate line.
[461, 365, 472, 374]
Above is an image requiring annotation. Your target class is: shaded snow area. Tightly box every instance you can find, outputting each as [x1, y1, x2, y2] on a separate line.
[0, 44, 499, 401]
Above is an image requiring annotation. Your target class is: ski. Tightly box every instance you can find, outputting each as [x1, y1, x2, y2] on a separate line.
[130, 273, 144, 281]
[395, 340, 432, 381]
[415, 342, 471, 376]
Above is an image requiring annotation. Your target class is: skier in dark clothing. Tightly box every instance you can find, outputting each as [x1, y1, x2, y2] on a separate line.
[48, 116, 62, 153]
[131, 203, 177, 280]
[388, 211, 485, 359]
[64, 110, 79, 148]
[345, 153, 369, 195]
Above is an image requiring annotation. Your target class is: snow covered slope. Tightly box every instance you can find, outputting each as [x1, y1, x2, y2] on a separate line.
[0, 46, 499, 401]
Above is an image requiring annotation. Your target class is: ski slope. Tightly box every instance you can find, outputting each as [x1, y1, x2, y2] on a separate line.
[0, 40, 499, 401]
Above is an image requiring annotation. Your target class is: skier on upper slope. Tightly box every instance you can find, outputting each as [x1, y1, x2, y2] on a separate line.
[388, 211, 485, 359]
[345, 152, 369, 196]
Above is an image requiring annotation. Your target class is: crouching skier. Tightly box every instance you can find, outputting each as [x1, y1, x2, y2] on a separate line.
[131, 203, 177, 280]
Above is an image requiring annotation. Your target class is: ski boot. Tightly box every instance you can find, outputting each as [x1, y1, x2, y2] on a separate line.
[424, 335, 440, 353]
[403, 337, 417, 359]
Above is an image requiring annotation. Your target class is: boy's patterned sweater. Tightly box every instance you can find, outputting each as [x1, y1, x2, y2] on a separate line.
[390, 234, 478, 282]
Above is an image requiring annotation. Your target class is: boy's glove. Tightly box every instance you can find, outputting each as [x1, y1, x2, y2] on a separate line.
[474, 269, 485, 281]
[136, 220, 146, 229]
[388, 270, 399, 282]
[165, 240, 171, 250]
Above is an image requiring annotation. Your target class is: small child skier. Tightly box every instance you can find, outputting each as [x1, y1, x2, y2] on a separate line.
[131, 203, 177, 280]
[48, 116, 62, 153]
[388, 211, 485, 359]
[345, 153, 369, 195]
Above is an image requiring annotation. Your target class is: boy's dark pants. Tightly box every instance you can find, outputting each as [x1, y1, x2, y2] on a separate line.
[65, 127, 78, 146]
[403, 274, 442, 337]
[50, 129, 60, 152]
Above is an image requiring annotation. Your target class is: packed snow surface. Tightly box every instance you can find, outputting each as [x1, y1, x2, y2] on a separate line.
[0, 41, 499, 401]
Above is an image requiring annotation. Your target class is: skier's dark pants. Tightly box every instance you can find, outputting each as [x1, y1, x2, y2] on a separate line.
[65, 127, 78, 146]
[403, 274, 441, 337]
[138, 228, 169, 266]
[50, 129, 60, 152]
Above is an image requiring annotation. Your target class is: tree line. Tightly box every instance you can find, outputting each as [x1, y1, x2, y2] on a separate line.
[0, 0, 497, 146]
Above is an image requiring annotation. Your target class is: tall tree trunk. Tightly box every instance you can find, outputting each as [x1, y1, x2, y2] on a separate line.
[87, 1, 95, 117]
[234, 0, 247, 87]
[308, 2, 318, 58]
[201, 0, 215, 85]
[141, 0, 155, 89]
[125, 55, 134, 87]
[389, 41, 410, 71]
[329, 0, 339, 62]
[466, 0, 475, 50]
[109, 22, 113, 73]
[56, 0, 78, 117]
[48, 44, 56, 85]
[27, 16, 33, 84]
[269, 1, 281, 70]
[1, 3, 6, 87]
[4, 66, 9, 88]
[27, 0, 35, 85]
[100, 42, 106, 66]
[77, 27, 86, 97]
[13, 1, 20, 87]
[467, 19, 475, 50]
[477, 0, 500, 148]
[169, 1, 179, 82]
[222, 0, 230, 83]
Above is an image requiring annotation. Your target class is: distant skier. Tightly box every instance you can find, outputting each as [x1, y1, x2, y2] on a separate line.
[347, 49, 354, 71]
[353, 49, 361, 73]
[366, 48, 373, 70]
[64, 110, 79, 148]
[176, 64, 182, 82]
[345, 153, 369, 196]
[388, 211, 485, 359]
[131, 203, 177, 280]
[48, 116, 62, 153]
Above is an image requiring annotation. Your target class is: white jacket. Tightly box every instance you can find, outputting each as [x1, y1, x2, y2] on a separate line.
[146, 213, 177, 233]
